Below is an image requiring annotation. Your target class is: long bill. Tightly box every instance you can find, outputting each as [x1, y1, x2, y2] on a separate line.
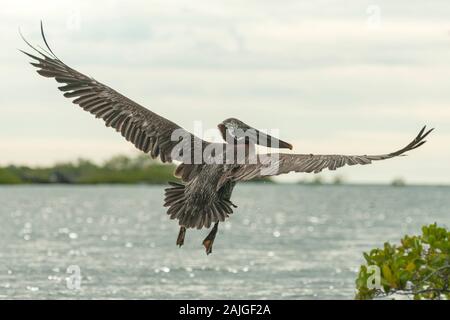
[251, 128, 293, 150]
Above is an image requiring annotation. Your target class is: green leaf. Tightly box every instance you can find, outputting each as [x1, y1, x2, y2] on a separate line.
[355, 223, 450, 300]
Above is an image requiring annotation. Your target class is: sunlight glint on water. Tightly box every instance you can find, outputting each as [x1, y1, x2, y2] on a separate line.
[0, 184, 448, 299]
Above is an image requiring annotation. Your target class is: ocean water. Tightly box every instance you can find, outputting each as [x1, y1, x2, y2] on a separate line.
[0, 184, 448, 299]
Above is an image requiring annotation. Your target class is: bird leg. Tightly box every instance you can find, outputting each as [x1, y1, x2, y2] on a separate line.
[176, 226, 186, 247]
[202, 222, 219, 255]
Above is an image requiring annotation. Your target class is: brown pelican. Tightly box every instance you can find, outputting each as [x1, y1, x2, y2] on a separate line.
[21, 24, 433, 254]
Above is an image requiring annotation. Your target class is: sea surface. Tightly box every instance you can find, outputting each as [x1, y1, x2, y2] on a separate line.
[0, 184, 448, 299]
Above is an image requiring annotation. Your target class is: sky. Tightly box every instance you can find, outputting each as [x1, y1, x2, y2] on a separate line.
[1, 0, 450, 184]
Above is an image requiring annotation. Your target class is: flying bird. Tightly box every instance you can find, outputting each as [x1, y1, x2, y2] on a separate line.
[21, 24, 433, 254]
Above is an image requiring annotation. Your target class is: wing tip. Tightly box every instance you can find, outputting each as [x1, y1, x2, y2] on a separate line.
[19, 21, 60, 61]
[40, 20, 59, 60]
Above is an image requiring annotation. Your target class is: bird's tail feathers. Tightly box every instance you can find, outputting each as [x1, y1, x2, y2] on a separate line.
[164, 181, 234, 229]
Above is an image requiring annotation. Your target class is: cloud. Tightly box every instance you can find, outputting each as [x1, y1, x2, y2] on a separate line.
[1, 0, 450, 183]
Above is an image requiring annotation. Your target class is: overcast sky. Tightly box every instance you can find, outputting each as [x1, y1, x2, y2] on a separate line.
[1, 0, 450, 184]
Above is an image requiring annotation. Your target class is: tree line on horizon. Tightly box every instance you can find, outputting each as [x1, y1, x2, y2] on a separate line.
[0, 154, 409, 186]
[0, 154, 274, 185]
[0, 154, 177, 184]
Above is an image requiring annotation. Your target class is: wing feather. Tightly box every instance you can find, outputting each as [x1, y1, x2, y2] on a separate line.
[20, 23, 208, 164]
[231, 126, 433, 181]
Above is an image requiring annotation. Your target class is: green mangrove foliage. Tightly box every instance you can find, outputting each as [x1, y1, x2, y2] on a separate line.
[355, 223, 450, 300]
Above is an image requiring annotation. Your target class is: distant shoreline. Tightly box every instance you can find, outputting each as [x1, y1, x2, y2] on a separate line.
[0, 154, 271, 185]
[1, 154, 446, 187]
[1, 181, 448, 188]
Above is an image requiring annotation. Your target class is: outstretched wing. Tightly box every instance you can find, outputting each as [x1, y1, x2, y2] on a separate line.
[20, 23, 208, 164]
[231, 126, 433, 181]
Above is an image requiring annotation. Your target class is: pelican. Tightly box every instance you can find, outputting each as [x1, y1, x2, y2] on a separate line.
[21, 24, 433, 254]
